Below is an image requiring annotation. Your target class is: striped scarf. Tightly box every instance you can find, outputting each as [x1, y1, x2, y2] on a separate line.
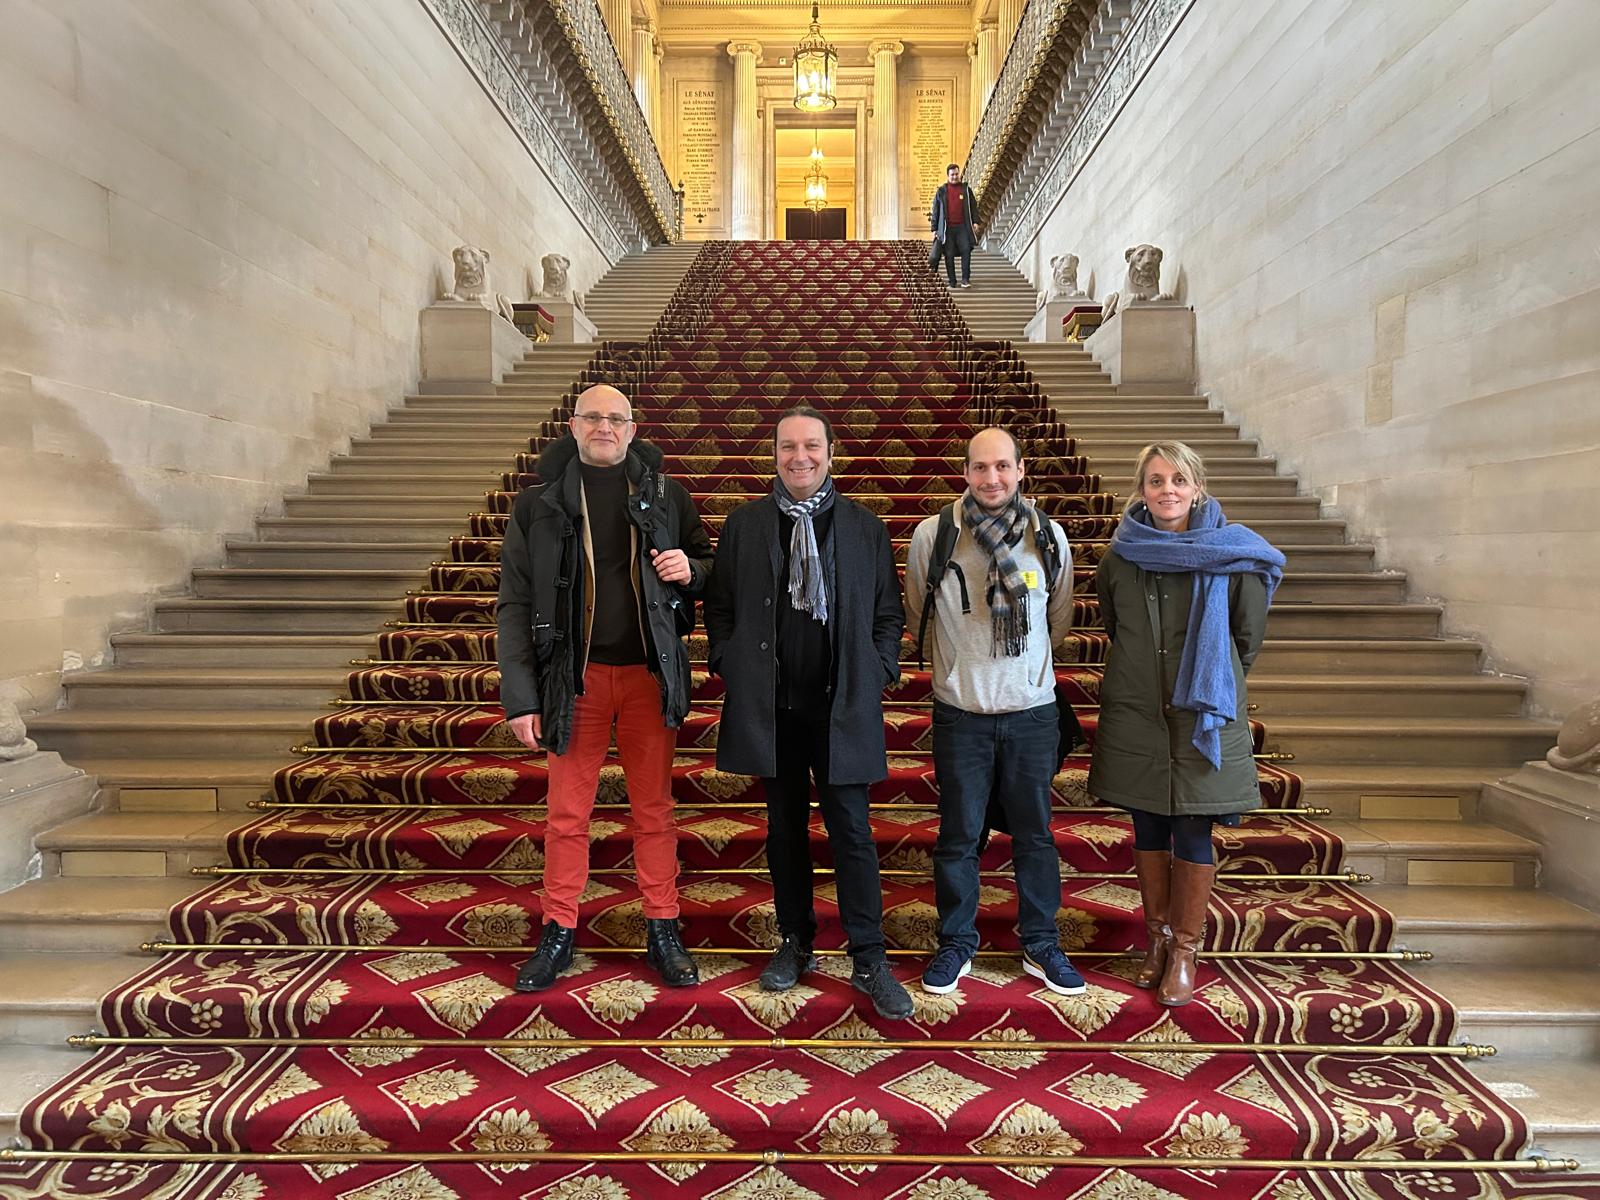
[773, 477, 836, 625]
[961, 490, 1033, 657]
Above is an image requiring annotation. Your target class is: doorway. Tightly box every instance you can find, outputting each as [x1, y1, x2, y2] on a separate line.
[785, 208, 847, 239]
[773, 125, 856, 239]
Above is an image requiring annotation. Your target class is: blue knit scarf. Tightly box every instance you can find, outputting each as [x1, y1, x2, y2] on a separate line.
[1110, 499, 1285, 769]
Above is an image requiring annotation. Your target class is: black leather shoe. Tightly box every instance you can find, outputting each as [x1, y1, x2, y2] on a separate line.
[760, 935, 817, 992]
[646, 918, 699, 988]
[851, 957, 915, 1020]
[516, 922, 576, 993]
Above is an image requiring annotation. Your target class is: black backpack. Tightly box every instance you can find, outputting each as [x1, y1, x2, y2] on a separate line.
[915, 503, 1085, 772]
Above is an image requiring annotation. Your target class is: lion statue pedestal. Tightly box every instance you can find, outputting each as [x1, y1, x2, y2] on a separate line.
[1083, 243, 1192, 391]
[1480, 696, 1600, 911]
[0, 699, 97, 892]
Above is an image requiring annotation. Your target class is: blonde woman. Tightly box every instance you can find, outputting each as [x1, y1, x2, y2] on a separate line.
[1088, 442, 1285, 1006]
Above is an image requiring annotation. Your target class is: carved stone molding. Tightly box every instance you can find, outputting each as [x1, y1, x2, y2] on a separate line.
[421, 0, 679, 259]
[989, 0, 1197, 256]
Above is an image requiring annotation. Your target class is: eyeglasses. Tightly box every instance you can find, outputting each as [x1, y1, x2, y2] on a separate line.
[574, 412, 634, 429]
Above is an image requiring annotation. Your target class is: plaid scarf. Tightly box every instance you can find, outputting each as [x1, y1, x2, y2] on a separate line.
[773, 476, 836, 625]
[961, 490, 1033, 657]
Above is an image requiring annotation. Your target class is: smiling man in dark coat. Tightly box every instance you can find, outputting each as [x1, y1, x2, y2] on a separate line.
[703, 406, 913, 1019]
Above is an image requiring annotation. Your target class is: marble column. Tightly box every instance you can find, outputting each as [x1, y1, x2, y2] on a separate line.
[967, 39, 980, 134]
[603, 0, 632, 70]
[974, 21, 999, 119]
[999, 0, 1025, 60]
[727, 41, 763, 241]
[632, 21, 657, 129]
[651, 39, 664, 135]
[869, 40, 904, 240]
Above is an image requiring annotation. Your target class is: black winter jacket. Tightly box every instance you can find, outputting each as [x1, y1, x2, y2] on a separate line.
[495, 436, 714, 754]
[704, 494, 904, 784]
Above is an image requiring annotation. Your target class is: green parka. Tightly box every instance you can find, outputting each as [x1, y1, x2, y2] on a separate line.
[1087, 549, 1269, 816]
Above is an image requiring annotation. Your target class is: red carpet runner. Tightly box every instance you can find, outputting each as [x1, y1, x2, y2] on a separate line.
[0, 243, 1585, 1200]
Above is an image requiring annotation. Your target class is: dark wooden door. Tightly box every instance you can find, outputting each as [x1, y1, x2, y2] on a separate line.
[785, 208, 848, 239]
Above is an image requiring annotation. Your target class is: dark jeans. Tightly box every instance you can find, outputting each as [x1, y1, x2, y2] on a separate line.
[941, 224, 975, 284]
[1131, 811, 1217, 864]
[762, 707, 886, 963]
[931, 699, 1062, 955]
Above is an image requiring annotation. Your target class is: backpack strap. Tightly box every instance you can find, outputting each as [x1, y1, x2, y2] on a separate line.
[915, 504, 968, 668]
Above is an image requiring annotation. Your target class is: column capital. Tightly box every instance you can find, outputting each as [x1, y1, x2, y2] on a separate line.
[867, 39, 905, 60]
[976, 18, 998, 34]
[726, 40, 763, 62]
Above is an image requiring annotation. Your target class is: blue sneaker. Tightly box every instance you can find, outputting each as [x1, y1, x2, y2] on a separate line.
[922, 944, 974, 995]
[1023, 944, 1087, 996]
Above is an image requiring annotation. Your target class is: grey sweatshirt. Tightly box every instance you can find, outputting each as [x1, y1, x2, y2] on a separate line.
[904, 501, 1074, 714]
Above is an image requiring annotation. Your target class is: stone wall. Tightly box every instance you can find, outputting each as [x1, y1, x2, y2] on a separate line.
[0, 0, 617, 712]
[1016, 0, 1600, 718]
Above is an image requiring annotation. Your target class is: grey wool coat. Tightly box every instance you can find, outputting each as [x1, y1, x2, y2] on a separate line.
[1087, 549, 1269, 816]
[703, 494, 905, 784]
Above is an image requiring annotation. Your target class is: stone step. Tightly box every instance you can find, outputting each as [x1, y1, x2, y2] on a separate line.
[1430, 965, 1600, 1059]
[0, 952, 144, 1045]
[258, 516, 469, 542]
[1266, 715, 1556, 766]
[57, 756, 287, 812]
[109, 632, 373, 669]
[151, 597, 398, 634]
[346, 436, 533, 457]
[224, 540, 440, 570]
[279, 495, 494, 519]
[26, 706, 312, 761]
[190, 567, 423, 600]
[64, 666, 347, 710]
[37, 811, 243, 876]
[0, 1043, 87, 1144]
[0, 876, 196, 953]
[1247, 673, 1526, 718]
[1290, 763, 1505, 821]
[1472, 1058, 1600, 1160]
[329, 452, 525, 474]
[1077, 436, 1262, 459]
[1251, 637, 1481, 675]
[1377, 884, 1600, 965]
[1327, 818, 1541, 887]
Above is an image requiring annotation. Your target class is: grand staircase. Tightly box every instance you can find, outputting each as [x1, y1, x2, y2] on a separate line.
[0, 240, 1595, 1199]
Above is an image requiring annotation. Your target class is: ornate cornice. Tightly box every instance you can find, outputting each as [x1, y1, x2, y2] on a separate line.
[421, 0, 679, 258]
[999, 0, 1194, 255]
[963, 0, 1104, 229]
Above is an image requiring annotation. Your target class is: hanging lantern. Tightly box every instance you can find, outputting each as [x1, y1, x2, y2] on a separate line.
[803, 130, 829, 211]
[793, 2, 838, 112]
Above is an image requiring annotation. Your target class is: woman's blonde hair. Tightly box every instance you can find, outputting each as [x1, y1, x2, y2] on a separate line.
[1127, 441, 1209, 513]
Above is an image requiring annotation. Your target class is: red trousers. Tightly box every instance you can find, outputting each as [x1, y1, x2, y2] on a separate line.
[540, 663, 681, 929]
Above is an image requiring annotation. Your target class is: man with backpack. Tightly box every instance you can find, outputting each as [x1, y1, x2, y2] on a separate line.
[904, 427, 1084, 997]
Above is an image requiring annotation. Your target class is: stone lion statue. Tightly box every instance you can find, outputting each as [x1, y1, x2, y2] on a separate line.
[1101, 243, 1174, 319]
[538, 252, 573, 303]
[447, 245, 516, 322]
[0, 699, 36, 761]
[1039, 253, 1086, 308]
[1547, 697, 1600, 774]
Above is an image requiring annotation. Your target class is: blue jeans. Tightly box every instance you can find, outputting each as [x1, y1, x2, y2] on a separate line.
[931, 699, 1063, 955]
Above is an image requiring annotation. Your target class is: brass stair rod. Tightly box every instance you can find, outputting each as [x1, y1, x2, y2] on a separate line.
[64, 1033, 1495, 1059]
[140, 941, 1434, 962]
[0, 1148, 1576, 1173]
[288, 744, 1295, 763]
[246, 800, 1333, 816]
[190, 865, 1372, 884]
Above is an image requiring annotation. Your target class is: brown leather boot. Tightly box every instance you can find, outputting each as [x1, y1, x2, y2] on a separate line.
[1132, 850, 1172, 989]
[1158, 858, 1216, 1007]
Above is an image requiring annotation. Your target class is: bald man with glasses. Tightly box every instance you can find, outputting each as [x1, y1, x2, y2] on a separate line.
[498, 384, 715, 992]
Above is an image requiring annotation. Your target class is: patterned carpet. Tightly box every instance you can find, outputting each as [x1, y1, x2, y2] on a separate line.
[0, 242, 1588, 1200]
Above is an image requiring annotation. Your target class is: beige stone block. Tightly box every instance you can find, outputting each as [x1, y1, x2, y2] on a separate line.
[1359, 794, 1464, 821]
[59, 850, 170, 878]
[1084, 304, 1194, 391]
[0, 143, 110, 255]
[117, 788, 219, 813]
[1406, 859, 1517, 887]
[1364, 362, 1393, 426]
[420, 302, 530, 393]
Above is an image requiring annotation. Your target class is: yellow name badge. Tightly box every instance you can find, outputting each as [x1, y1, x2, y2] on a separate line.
[1021, 570, 1039, 590]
